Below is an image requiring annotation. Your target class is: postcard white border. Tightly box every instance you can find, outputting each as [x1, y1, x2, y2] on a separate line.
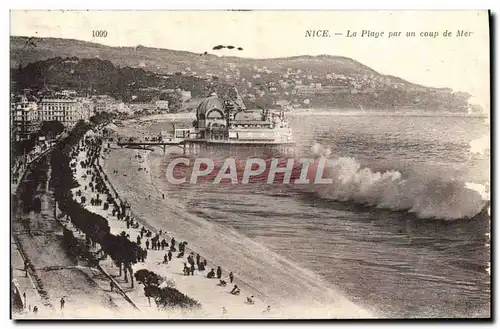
[2, 1, 496, 328]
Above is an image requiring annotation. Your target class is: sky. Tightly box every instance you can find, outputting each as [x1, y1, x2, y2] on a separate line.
[10, 10, 490, 110]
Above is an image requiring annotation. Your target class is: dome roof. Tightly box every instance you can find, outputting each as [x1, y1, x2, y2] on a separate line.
[196, 95, 224, 117]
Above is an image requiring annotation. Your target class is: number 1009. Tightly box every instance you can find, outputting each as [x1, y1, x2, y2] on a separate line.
[93, 30, 108, 37]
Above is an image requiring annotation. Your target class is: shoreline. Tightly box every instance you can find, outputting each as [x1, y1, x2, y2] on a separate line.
[75, 136, 272, 318]
[120, 110, 487, 125]
[100, 128, 376, 318]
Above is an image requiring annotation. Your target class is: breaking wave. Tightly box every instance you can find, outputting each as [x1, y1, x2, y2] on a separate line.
[162, 142, 488, 221]
[305, 143, 488, 220]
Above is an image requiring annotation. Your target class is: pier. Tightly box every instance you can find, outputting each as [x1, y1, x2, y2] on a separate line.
[115, 127, 296, 156]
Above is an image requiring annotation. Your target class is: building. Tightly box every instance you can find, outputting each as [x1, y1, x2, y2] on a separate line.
[279, 81, 290, 89]
[59, 90, 77, 97]
[11, 95, 40, 141]
[155, 100, 169, 111]
[295, 85, 316, 95]
[39, 98, 79, 128]
[178, 90, 192, 102]
[128, 102, 158, 112]
[192, 92, 294, 144]
[75, 97, 94, 121]
[296, 85, 348, 95]
[92, 95, 116, 113]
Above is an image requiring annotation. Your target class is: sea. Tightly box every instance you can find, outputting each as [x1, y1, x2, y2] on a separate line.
[127, 112, 491, 318]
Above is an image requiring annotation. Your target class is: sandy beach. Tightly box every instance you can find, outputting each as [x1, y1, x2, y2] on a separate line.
[95, 120, 376, 318]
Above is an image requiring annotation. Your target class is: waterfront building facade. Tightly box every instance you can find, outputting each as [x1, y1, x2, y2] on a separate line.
[39, 98, 79, 128]
[11, 95, 40, 141]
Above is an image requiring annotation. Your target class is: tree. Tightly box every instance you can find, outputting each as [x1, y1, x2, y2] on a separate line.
[32, 197, 42, 213]
[163, 93, 183, 112]
[135, 269, 164, 306]
[135, 269, 163, 287]
[144, 285, 161, 306]
[40, 121, 65, 139]
[113, 231, 138, 288]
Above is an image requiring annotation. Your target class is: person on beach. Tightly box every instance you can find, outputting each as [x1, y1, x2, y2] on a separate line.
[177, 251, 184, 258]
[222, 306, 228, 315]
[230, 285, 240, 295]
[146, 239, 150, 249]
[198, 262, 205, 271]
[207, 269, 215, 279]
[246, 296, 255, 305]
[60, 297, 65, 310]
[171, 237, 176, 248]
[218, 280, 227, 287]
[196, 254, 201, 266]
[163, 254, 169, 264]
[110, 281, 114, 292]
[183, 263, 190, 276]
[217, 266, 222, 279]
[24, 260, 29, 277]
[190, 263, 195, 276]
[262, 305, 271, 313]
[229, 272, 234, 283]
[33, 306, 38, 314]
[168, 250, 172, 261]
[137, 236, 141, 246]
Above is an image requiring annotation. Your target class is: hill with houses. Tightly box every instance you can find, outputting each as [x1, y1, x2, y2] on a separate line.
[10, 36, 478, 112]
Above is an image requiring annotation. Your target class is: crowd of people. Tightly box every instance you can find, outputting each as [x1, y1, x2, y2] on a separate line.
[70, 128, 273, 316]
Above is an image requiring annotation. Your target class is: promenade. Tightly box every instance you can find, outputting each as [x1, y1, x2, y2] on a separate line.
[11, 138, 137, 319]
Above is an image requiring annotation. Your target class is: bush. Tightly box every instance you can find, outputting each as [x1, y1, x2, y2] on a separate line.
[156, 287, 201, 309]
[135, 269, 163, 287]
[134, 268, 200, 310]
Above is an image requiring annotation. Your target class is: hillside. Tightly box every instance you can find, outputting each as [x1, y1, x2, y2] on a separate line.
[11, 57, 236, 110]
[10, 36, 475, 112]
[11, 36, 379, 76]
